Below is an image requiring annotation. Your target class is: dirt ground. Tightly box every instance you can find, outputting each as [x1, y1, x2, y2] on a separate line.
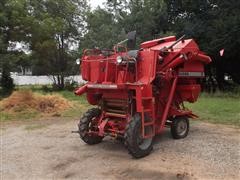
[1, 118, 240, 180]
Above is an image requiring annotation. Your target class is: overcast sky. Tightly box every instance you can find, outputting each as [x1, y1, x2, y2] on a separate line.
[90, 0, 105, 8]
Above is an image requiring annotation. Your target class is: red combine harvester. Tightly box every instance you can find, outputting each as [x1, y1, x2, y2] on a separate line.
[74, 32, 211, 158]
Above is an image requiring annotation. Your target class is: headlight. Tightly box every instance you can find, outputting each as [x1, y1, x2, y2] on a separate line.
[116, 56, 123, 64]
[76, 58, 81, 65]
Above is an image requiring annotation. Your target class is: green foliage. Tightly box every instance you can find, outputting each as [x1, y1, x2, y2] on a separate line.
[28, 0, 89, 89]
[80, 8, 125, 50]
[187, 93, 240, 127]
[1, 0, 240, 92]
[80, 0, 171, 51]
[125, 0, 170, 41]
[165, 0, 240, 87]
[0, 0, 88, 91]
[81, 0, 240, 89]
[0, 0, 32, 92]
[0, 63, 14, 94]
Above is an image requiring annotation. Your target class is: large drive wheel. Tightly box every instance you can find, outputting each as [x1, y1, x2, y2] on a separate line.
[171, 116, 189, 139]
[124, 114, 153, 158]
[78, 108, 103, 145]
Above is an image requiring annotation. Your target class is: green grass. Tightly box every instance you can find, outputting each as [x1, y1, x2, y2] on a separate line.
[25, 124, 47, 131]
[0, 109, 40, 122]
[1, 85, 240, 127]
[186, 93, 240, 127]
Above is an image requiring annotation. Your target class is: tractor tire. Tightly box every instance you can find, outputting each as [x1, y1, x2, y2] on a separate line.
[171, 116, 189, 139]
[78, 108, 103, 145]
[124, 113, 153, 158]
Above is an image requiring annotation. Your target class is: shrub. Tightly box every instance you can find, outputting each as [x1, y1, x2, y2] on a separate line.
[0, 69, 15, 94]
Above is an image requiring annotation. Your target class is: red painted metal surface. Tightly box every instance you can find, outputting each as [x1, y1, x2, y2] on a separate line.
[75, 36, 211, 139]
[159, 77, 178, 132]
[74, 84, 87, 96]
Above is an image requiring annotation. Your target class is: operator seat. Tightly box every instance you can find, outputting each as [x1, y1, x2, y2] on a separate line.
[127, 50, 139, 60]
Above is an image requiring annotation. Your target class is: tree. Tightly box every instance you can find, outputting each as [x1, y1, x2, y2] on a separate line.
[0, 61, 14, 94]
[0, 0, 89, 91]
[125, 0, 170, 42]
[29, 0, 89, 89]
[0, 0, 31, 93]
[80, 8, 125, 51]
[165, 0, 240, 89]
[80, 0, 170, 51]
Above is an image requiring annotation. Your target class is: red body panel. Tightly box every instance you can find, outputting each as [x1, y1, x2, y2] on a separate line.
[75, 36, 211, 138]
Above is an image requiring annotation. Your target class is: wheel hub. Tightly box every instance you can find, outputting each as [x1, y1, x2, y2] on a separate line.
[176, 120, 187, 136]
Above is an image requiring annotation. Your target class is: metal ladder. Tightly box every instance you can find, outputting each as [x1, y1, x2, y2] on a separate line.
[141, 97, 155, 138]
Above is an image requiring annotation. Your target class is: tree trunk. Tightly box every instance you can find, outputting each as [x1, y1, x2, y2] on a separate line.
[60, 75, 64, 89]
[215, 60, 225, 91]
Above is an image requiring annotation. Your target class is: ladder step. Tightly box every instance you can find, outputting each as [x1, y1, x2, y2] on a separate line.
[143, 134, 154, 139]
[105, 112, 127, 118]
[142, 97, 153, 100]
[133, 96, 153, 100]
[106, 108, 126, 114]
[144, 122, 154, 126]
[143, 108, 152, 112]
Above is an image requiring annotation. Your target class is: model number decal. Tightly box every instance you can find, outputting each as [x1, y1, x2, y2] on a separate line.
[87, 84, 118, 89]
[178, 72, 205, 77]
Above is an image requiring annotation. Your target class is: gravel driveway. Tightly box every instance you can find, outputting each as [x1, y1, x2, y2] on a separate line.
[1, 119, 240, 180]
